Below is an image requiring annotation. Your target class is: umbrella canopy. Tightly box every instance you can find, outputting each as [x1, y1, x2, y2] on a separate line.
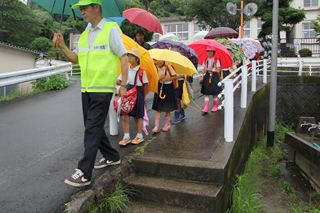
[230, 38, 264, 59]
[121, 34, 158, 93]
[151, 40, 198, 68]
[31, 0, 125, 18]
[123, 8, 163, 34]
[149, 49, 197, 76]
[188, 39, 233, 68]
[205, 27, 238, 39]
[216, 38, 245, 66]
[159, 33, 177, 41]
[193, 31, 209, 41]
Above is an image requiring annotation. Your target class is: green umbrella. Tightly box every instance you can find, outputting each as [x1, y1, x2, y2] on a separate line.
[31, 0, 125, 18]
[216, 38, 245, 66]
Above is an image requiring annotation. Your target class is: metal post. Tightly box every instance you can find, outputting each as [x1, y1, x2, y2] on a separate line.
[251, 60, 257, 92]
[267, 0, 279, 147]
[239, 0, 244, 38]
[309, 65, 312, 76]
[240, 65, 248, 108]
[298, 57, 303, 76]
[263, 59, 267, 83]
[3, 86, 6, 98]
[224, 79, 234, 142]
[109, 94, 118, 136]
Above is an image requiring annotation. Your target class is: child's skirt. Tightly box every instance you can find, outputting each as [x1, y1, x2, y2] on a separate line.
[201, 72, 222, 96]
[152, 82, 177, 112]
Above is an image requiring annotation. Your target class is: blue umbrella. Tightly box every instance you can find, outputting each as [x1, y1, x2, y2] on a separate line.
[151, 40, 198, 68]
[106, 17, 125, 26]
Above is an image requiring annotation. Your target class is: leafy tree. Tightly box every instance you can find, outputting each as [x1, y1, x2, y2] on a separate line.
[30, 37, 52, 52]
[257, 0, 305, 38]
[182, 0, 240, 30]
[312, 15, 320, 40]
[0, 0, 42, 47]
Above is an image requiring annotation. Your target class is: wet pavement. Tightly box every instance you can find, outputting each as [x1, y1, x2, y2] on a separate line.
[0, 75, 265, 212]
[0, 77, 139, 213]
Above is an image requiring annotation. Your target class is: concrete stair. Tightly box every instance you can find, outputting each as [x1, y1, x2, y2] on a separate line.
[123, 155, 224, 213]
[132, 155, 225, 184]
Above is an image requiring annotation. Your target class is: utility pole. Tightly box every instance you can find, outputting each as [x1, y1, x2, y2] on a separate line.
[239, 0, 244, 38]
[267, 0, 279, 147]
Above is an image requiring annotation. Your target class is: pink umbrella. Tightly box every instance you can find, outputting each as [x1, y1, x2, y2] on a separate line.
[123, 8, 163, 34]
[188, 39, 233, 68]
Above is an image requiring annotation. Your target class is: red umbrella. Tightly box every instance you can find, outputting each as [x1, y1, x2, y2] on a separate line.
[123, 8, 163, 34]
[204, 27, 238, 39]
[188, 39, 233, 68]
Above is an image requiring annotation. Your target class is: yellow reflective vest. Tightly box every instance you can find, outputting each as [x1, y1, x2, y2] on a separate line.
[78, 22, 120, 93]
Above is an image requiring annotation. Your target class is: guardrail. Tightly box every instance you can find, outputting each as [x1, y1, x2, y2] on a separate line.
[218, 59, 271, 142]
[0, 63, 72, 97]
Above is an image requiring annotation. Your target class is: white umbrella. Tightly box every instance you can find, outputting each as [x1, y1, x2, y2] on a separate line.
[159, 33, 178, 41]
[193, 31, 209, 41]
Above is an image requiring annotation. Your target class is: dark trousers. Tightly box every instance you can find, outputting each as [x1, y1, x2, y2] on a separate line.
[78, 92, 120, 180]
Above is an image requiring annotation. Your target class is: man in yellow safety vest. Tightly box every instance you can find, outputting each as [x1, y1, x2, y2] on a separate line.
[53, 0, 128, 187]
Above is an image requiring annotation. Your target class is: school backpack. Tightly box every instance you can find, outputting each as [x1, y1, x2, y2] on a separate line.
[114, 68, 144, 114]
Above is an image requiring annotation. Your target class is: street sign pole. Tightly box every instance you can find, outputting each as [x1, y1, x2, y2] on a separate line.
[267, 0, 279, 147]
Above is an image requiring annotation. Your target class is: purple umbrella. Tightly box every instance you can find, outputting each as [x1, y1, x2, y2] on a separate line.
[204, 27, 238, 39]
[151, 40, 198, 68]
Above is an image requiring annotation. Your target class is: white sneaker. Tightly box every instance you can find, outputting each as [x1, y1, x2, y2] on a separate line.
[94, 158, 121, 169]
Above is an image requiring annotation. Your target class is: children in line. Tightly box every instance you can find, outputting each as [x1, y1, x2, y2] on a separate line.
[117, 48, 148, 146]
[200, 47, 222, 115]
[152, 60, 178, 133]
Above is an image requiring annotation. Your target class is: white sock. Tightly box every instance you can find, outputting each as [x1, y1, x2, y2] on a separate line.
[123, 133, 130, 139]
[136, 133, 143, 139]
[205, 96, 210, 102]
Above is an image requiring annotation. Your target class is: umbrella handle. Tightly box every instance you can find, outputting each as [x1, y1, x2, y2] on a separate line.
[159, 83, 166, 99]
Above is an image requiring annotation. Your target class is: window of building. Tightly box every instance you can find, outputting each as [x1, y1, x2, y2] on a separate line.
[257, 19, 262, 36]
[194, 23, 200, 34]
[163, 23, 189, 40]
[302, 22, 316, 38]
[304, 0, 318, 7]
[244, 21, 250, 38]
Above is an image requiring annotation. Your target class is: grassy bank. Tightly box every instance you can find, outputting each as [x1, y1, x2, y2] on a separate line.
[228, 123, 320, 213]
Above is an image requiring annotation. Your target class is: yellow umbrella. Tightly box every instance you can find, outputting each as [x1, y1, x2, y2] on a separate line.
[120, 34, 158, 94]
[148, 49, 197, 76]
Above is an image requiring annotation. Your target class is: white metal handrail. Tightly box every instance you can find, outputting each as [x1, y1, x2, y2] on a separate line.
[0, 63, 72, 88]
[219, 59, 270, 142]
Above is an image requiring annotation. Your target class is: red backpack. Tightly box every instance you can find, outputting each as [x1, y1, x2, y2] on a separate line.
[114, 68, 144, 114]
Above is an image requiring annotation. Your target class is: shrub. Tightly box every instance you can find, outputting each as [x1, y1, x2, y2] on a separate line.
[299, 48, 312, 57]
[30, 37, 52, 52]
[32, 74, 69, 91]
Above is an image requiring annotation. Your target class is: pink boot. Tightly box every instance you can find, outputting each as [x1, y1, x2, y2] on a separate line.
[152, 113, 161, 134]
[162, 115, 171, 132]
[202, 98, 210, 115]
[211, 98, 219, 112]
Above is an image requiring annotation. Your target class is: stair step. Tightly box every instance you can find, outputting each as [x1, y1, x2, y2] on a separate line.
[133, 155, 225, 184]
[123, 175, 223, 212]
[126, 201, 200, 213]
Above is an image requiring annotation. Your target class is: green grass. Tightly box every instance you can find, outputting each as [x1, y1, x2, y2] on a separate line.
[89, 182, 131, 213]
[228, 122, 320, 213]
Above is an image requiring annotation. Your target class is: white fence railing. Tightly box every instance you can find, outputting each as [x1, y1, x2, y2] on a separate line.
[278, 57, 320, 76]
[0, 63, 72, 97]
[218, 59, 271, 142]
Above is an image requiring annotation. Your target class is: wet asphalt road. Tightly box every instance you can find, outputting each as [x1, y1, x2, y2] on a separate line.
[0, 77, 140, 213]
